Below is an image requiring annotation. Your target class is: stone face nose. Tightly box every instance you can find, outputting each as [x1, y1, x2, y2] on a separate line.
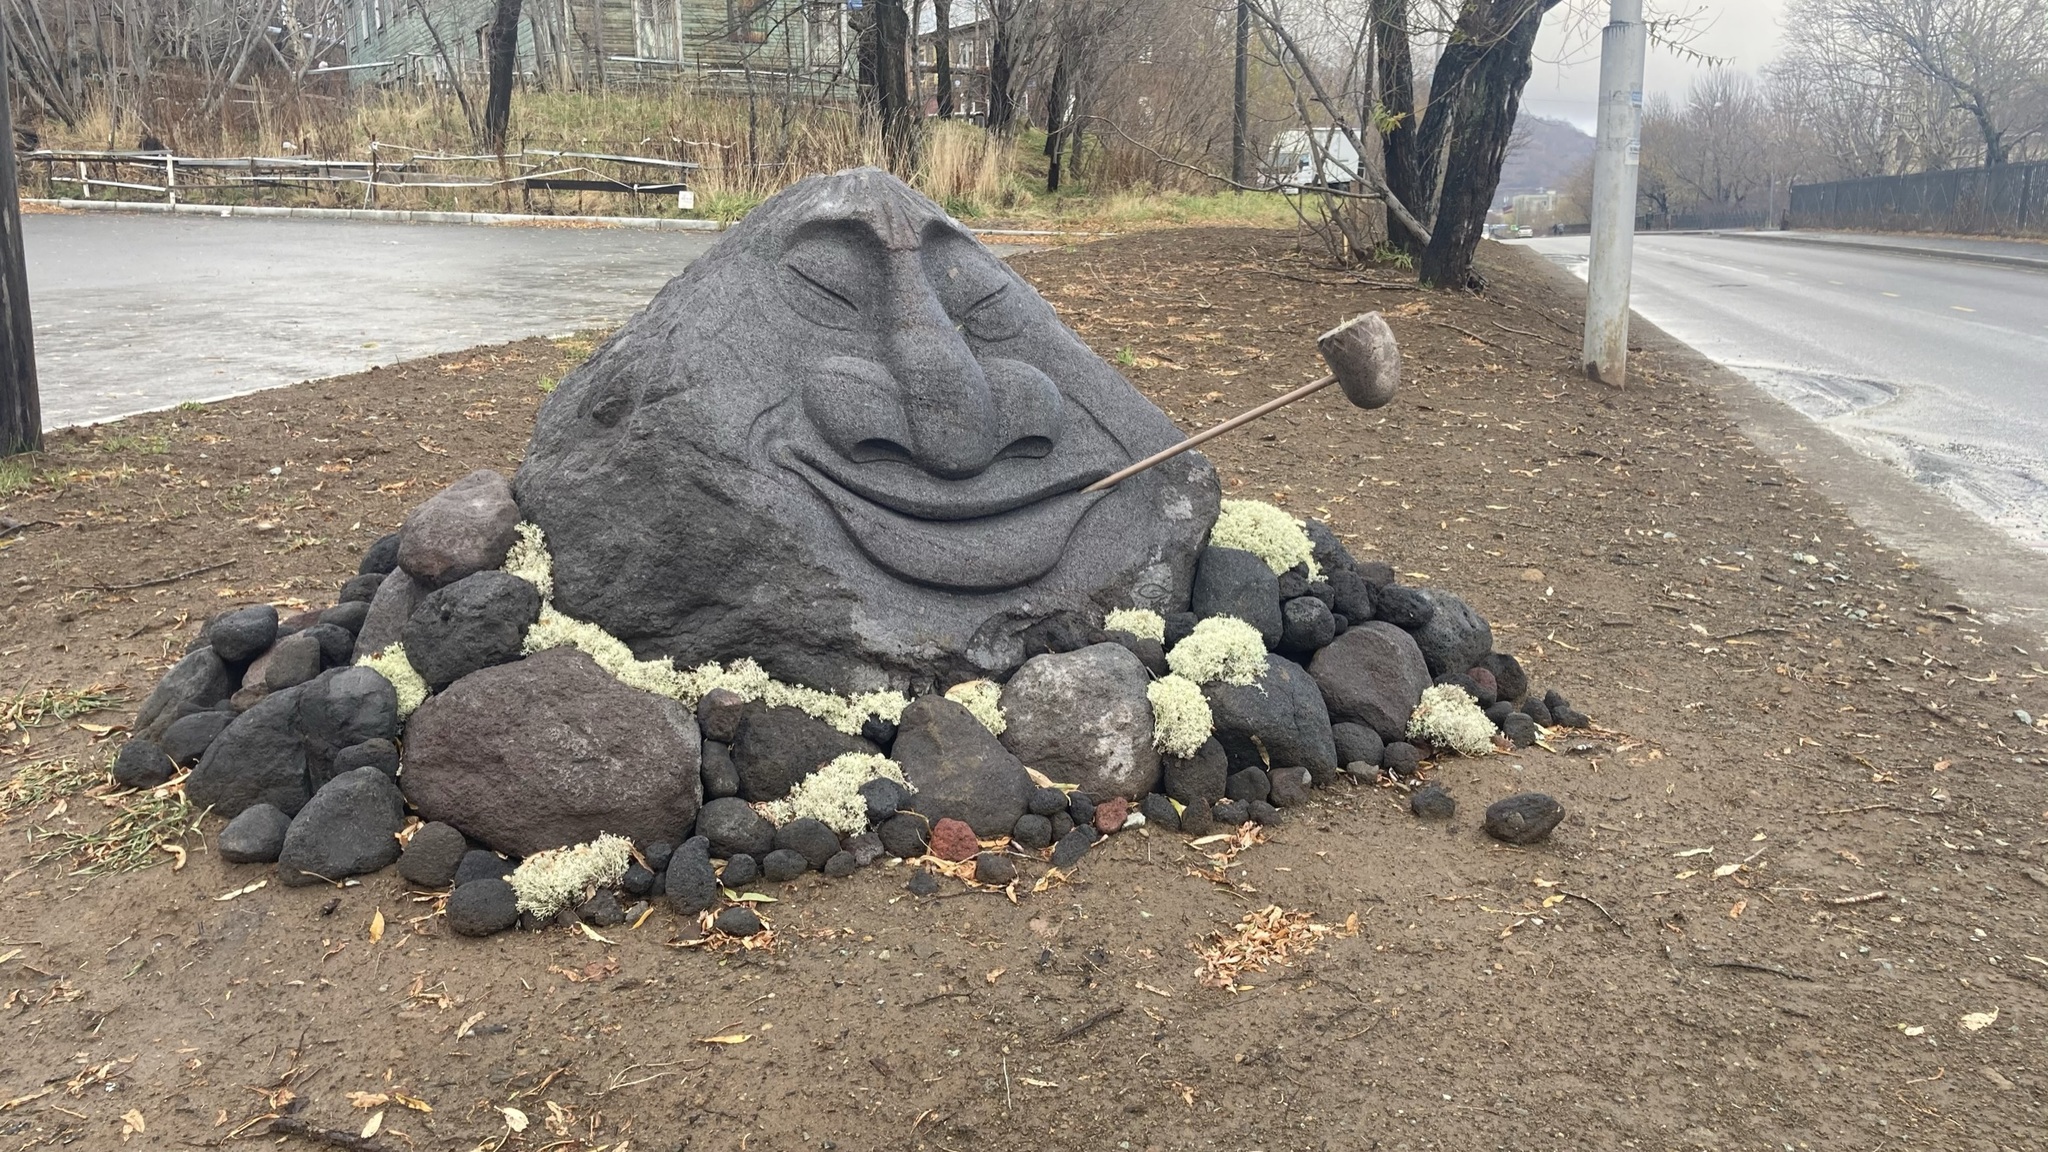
[879, 267, 1004, 479]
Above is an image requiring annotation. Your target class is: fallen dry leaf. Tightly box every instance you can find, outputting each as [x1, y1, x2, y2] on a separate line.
[347, 1092, 390, 1109]
[1728, 900, 1748, 919]
[1195, 905, 1336, 991]
[119, 1109, 145, 1138]
[360, 1111, 383, 1139]
[369, 909, 385, 944]
[1960, 1009, 1999, 1032]
[697, 1033, 751, 1045]
[985, 968, 1005, 985]
[501, 1106, 528, 1132]
[392, 1091, 432, 1113]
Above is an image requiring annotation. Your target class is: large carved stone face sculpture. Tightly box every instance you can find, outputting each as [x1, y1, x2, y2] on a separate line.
[516, 168, 1219, 692]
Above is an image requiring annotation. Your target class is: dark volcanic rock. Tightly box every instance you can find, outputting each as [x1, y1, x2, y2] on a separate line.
[893, 696, 1032, 837]
[1501, 712, 1538, 747]
[730, 704, 876, 803]
[1203, 654, 1339, 785]
[218, 803, 291, 863]
[1479, 652, 1529, 704]
[1049, 811, 1075, 840]
[111, 740, 175, 790]
[1224, 767, 1270, 804]
[400, 648, 702, 856]
[974, 852, 1018, 886]
[1381, 742, 1422, 779]
[665, 838, 720, 915]
[397, 469, 521, 590]
[1410, 784, 1456, 820]
[1065, 792, 1095, 828]
[260, 632, 324, 692]
[1326, 569, 1375, 624]
[187, 666, 399, 818]
[446, 878, 520, 937]
[719, 854, 759, 889]
[1092, 795, 1129, 834]
[761, 848, 811, 882]
[622, 863, 656, 895]
[331, 738, 399, 782]
[694, 796, 775, 860]
[359, 532, 402, 576]
[878, 813, 929, 859]
[577, 891, 626, 928]
[137, 647, 236, 742]
[401, 571, 542, 691]
[998, 644, 1160, 800]
[1027, 786, 1068, 818]
[1011, 813, 1054, 852]
[1101, 629, 1169, 678]
[1372, 584, 1435, 630]
[208, 605, 279, 665]
[1212, 798, 1250, 826]
[1520, 694, 1554, 726]
[1483, 793, 1566, 845]
[1162, 611, 1198, 649]
[714, 905, 766, 936]
[1049, 826, 1098, 870]
[301, 623, 358, 669]
[1267, 766, 1311, 808]
[700, 739, 740, 800]
[160, 709, 235, 767]
[1276, 566, 1310, 601]
[1465, 666, 1500, 708]
[1410, 590, 1493, 678]
[339, 572, 386, 605]
[844, 832, 885, 867]
[823, 850, 859, 878]
[861, 776, 906, 823]
[1484, 701, 1517, 728]
[455, 850, 514, 887]
[1191, 547, 1283, 647]
[696, 688, 748, 743]
[1277, 596, 1337, 659]
[1161, 737, 1228, 809]
[1248, 800, 1281, 826]
[1331, 722, 1384, 769]
[277, 767, 407, 886]
[642, 841, 676, 871]
[860, 714, 898, 748]
[774, 818, 841, 870]
[1139, 791, 1180, 830]
[320, 600, 371, 637]
[351, 569, 422, 662]
[1309, 622, 1432, 743]
[905, 868, 940, 896]
[398, 822, 469, 887]
[512, 169, 1218, 691]
[1304, 519, 1356, 574]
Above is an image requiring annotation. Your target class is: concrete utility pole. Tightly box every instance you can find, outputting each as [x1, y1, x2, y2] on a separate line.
[0, 14, 40, 458]
[1581, 0, 1646, 386]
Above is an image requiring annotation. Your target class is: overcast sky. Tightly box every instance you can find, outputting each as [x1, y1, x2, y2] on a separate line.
[1521, 0, 1789, 131]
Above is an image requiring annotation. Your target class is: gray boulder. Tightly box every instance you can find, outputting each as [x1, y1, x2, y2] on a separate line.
[1161, 737, 1228, 809]
[397, 469, 521, 590]
[186, 667, 400, 818]
[111, 740, 175, 790]
[1309, 622, 1432, 743]
[893, 696, 1033, 837]
[774, 818, 841, 870]
[358, 532, 402, 576]
[339, 572, 385, 604]
[665, 837, 720, 915]
[400, 648, 702, 856]
[455, 849, 514, 887]
[260, 631, 325, 692]
[697, 796, 775, 859]
[319, 600, 371, 636]
[1326, 569, 1375, 623]
[512, 168, 1219, 693]
[328, 738, 399, 782]
[159, 708, 235, 767]
[1332, 722, 1385, 768]
[277, 767, 407, 886]
[998, 643, 1160, 800]
[729, 704, 876, 803]
[207, 605, 279, 665]
[1202, 654, 1339, 786]
[136, 647, 236, 742]
[401, 570, 543, 691]
[352, 568, 423, 661]
[397, 822, 469, 887]
[446, 878, 520, 936]
[218, 803, 292, 864]
[699, 739, 741, 799]
[1304, 519, 1356, 575]
[1410, 590, 1493, 678]
[1373, 584, 1436, 630]
[1484, 792, 1566, 845]
[1191, 547, 1282, 647]
[1277, 595, 1336, 658]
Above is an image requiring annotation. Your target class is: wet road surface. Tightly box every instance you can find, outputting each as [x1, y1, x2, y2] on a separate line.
[26, 212, 722, 429]
[1521, 232, 2048, 551]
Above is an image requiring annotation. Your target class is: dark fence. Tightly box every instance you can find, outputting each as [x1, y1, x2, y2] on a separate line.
[1790, 161, 2048, 238]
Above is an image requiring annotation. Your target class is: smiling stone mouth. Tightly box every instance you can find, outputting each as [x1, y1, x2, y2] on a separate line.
[785, 451, 1116, 592]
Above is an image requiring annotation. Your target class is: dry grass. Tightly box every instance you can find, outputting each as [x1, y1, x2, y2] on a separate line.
[1, 684, 128, 736]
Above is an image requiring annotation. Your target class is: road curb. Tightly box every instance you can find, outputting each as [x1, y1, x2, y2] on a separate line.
[1712, 229, 2048, 273]
[27, 198, 729, 231]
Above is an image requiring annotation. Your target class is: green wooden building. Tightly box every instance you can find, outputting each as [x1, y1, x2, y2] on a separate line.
[341, 0, 858, 95]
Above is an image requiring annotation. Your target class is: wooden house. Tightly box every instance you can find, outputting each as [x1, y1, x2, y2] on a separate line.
[342, 0, 858, 96]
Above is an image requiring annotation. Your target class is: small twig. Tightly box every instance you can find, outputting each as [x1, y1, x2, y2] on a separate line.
[902, 991, 972, 1011]
[1706, 959, 1814, 982]
[1813, 802, 1946, 816]
[1491, 320, 1563, 344]
[1048, 1005, 1124, 1045]
[1826, 891, 1890, 905]
[1560, 890, 1629, 935]
[1429, 320, 1510, 351]
[89, 560, 235, 593]
[267, 1115, 388, 1150]
[0, 518, 62, 539]
[1715, 626, 1791, 641]
[1002, 1055, 1011, 1114]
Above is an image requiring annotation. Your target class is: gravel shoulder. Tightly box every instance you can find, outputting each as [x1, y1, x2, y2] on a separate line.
[1, 231, 2044, 1151]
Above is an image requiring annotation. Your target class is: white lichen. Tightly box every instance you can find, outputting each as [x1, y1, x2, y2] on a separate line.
[522, 605, 686, 698]
[675, 657, 910, 736]
[508, 833, 634, 918]
[1209, 499, 1319, 579]
[1408, 683, 1497, 757]
[759, 752, 912, 836]
[1165, 616, 1268, 687]
[356, 643, 430, 719]
[943, 680, 1006, 736]
[1103, 607, 1166, 644]
[501, 521, 554, 600]
[1147, 674, 1213, 758]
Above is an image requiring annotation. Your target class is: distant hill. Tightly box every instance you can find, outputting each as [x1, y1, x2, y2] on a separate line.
[1496, 114, 1594, 201]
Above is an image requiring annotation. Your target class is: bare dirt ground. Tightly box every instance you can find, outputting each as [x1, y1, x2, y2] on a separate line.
[2, 230, 2044, 1152]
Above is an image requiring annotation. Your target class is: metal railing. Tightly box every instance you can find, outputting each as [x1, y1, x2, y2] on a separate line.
[1790, 161, 2047, 238]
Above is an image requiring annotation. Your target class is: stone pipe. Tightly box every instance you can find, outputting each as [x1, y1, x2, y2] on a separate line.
[1082, 312, 1401, 493]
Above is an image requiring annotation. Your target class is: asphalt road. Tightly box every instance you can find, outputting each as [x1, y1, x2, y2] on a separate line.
[24, 212, 723, 429]
[1520, 232, 2048, 551]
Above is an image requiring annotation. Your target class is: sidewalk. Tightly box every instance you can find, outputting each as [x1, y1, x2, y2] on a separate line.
[1722, 227, 2048, 270]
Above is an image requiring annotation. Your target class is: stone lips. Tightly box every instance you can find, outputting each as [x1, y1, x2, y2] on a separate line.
[515, 167, 1220, 695]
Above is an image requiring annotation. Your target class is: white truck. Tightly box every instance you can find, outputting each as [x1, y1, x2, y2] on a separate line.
[1267, 128, 1361, 191]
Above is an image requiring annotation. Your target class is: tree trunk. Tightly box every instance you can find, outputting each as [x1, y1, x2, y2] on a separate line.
[934, 0, 953, 117]
[987, 0, 1018, 134]
[1044, 52, 1070, 192]
[1418, 0, 1551, 287]
[874, 0, 914, 166]
[482, 0, 524, 154]
[0, 15, 41, 458]
[1371, 0, 1420, 240]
